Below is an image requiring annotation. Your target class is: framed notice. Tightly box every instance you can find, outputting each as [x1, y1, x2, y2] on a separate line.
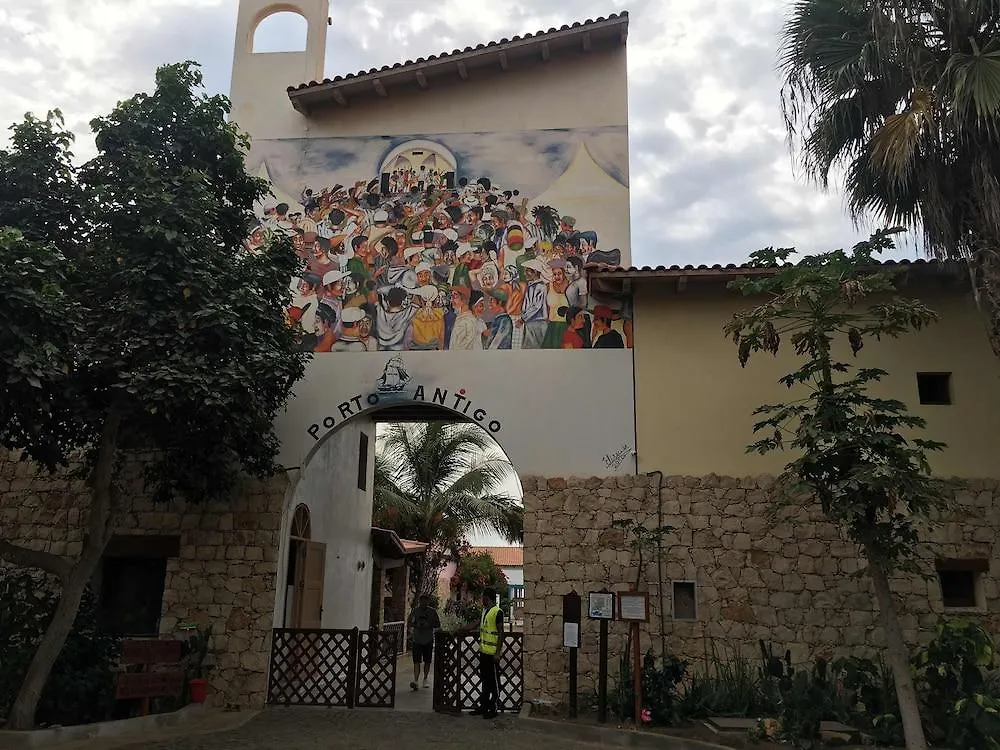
[588, 591, 615, 620]
[617, 592, 650, 623]
[563, 622, 580, 648]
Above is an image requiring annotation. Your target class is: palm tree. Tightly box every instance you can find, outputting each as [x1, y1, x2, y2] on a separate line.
[373, 422, 522, 600]
[779, 0, 1000, 361]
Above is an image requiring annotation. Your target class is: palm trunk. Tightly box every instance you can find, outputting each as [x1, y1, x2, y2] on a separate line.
[867, 555, 928, 750]
[5, 412, 120, 730]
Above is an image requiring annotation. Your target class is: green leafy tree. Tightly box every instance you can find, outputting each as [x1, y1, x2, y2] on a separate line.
[374, 422, 522, 600]
[779, 0, 1000, 358]
[724, 228, 956, 750]
[0, 62, 307, 729]
[455, 551, 509, 605]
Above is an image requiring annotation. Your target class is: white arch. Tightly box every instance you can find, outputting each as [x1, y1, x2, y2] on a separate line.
[379, 140, 459, 176]
[251, 8, 309, 53]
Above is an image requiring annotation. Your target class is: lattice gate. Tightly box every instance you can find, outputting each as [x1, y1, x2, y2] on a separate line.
[267, 628, 398, 708]
[432, 632, 523, 714]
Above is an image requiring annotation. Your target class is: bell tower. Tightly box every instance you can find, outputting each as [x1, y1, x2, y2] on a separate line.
[230, 0, 330, 139]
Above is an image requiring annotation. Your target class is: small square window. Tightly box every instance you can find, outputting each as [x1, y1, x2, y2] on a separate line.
[917, 372, 952, 405]
[936, 559, 987, 609]
[672, 581, 697, 620]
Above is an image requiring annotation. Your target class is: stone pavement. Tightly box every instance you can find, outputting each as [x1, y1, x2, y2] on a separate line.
[113, 708, 593, 749]
[393, 654, 434, 712]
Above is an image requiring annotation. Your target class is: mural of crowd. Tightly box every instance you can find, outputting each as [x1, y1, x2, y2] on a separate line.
[248, 143, 631, 353]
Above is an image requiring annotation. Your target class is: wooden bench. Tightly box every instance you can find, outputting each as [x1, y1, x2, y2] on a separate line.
[115, 639, 185, 715]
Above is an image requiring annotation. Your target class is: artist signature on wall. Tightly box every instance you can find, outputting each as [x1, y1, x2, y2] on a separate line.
[603, 444, 632, 470]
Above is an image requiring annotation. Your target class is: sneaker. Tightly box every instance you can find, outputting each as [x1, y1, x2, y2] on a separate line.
[409, 681, 418, 692]
[468, 709, 484, 716]
[483, 711, 498, 719]
[422, 680, 430, 689]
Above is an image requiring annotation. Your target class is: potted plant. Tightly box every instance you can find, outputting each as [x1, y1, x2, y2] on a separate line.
[179, 623, 213, 704]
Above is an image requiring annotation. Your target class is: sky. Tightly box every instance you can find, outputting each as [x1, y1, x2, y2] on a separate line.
[0, 0, 917, 269]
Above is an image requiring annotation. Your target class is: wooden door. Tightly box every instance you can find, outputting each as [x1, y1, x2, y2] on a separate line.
[296, 541, 326, 629]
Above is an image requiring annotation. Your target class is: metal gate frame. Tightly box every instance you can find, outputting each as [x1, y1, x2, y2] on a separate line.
[432, 632, 523, 714]
[266, 627, 399, 708]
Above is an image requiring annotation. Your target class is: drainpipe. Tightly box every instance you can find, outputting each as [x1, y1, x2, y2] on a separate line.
[646, 470, 666, 660]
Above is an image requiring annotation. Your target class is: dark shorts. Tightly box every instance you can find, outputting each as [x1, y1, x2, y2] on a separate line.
[412, 641, 433, 665]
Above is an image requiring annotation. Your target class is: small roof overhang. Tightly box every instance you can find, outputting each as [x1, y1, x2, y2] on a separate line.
[371, 527, 429, 559]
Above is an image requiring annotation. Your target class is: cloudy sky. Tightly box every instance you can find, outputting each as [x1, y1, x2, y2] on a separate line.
[0, 0, 908, 268]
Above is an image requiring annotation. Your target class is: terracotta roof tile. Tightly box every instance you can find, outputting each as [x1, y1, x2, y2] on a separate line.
[469, 546, 523, 568]
[586, 257, 962, 278]
[287, 12, 628, 93]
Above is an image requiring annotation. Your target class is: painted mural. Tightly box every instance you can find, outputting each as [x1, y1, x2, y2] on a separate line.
[245, 127, 632, 353]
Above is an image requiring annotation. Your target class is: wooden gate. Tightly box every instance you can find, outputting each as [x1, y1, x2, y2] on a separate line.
[266, 628, 398, 708]
[432, 632, 523, 714]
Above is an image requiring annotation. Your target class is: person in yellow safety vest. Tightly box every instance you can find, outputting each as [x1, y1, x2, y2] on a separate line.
[462, 589, 504, 719]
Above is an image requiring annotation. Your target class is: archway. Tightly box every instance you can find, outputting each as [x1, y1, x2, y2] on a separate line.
[274, 402, 523, 635]
[252, 9, 308, 53]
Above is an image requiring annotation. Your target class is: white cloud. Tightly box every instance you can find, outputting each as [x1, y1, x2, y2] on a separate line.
[0, 0, 901, 266]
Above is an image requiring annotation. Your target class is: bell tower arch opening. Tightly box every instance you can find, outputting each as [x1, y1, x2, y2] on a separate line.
[251, 9, 309, 54]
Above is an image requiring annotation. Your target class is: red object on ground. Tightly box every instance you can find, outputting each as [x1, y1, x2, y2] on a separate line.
[189, 678, 208, 704]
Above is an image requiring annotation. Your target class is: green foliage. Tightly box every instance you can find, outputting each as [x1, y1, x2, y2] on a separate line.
[765, 650, 838, 749]
[831, 654, 903, 746]
[640, 650, 688, 725]
[914, 619, 1000, 748]
[456, 552, 509, 606]
[725, 229, 955, 572]
[778, 0, 1000, 355]
[612, 647, 687, 725]
[676, 644, 778, 720]
[0, 568, 120, 727]
[0, 61, 307, 497]
[178, 622, 214, 680]
[374, 422, 522, 597]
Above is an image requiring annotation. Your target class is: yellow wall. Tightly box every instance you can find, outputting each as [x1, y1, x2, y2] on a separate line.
[634, 280, 1000, 478]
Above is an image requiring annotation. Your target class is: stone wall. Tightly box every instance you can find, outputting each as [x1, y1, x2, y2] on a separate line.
[0, 449, 288, 710]
[521, 473, 1000, 705]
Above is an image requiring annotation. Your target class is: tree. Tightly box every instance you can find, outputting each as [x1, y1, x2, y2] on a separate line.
[0, 62, 307, 729]
[373, 422, 522, 600]
[779, 0, 1000, 358]
[455, 551, 509, 605]
[724, 228, 957, 750]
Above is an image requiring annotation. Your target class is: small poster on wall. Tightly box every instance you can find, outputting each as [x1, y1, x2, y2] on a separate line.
[588, 591, 615, 620]
[617, 592, 649, 622]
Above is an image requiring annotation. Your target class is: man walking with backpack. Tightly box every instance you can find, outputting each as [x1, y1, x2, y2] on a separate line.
[407, 594, 441, 690]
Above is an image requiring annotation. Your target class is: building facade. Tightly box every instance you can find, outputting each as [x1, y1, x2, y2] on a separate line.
[1, 0, 998, 714]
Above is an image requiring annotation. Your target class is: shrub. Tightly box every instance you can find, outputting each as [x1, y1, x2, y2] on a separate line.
[914, 619, 1000, 750]
[677, 643, 778, 720]
[0, 567, 120, 727]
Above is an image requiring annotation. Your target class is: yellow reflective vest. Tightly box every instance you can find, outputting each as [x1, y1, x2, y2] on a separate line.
[479, 605, 501, 655]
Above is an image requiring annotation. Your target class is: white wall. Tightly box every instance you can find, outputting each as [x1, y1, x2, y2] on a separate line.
[276, 349, 637, 477]
[273, 415, 376, 629]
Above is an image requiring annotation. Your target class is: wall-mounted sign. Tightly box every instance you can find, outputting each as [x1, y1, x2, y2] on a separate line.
[563, 622, 580, 648]
[588, 591, 615, 620]
[617, 592, 649, 623]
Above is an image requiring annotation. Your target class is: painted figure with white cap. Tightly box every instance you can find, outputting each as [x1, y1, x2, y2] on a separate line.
[332, 305, 369, 352]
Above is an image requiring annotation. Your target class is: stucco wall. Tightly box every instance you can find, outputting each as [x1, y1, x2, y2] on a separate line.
[632, 282, 1000, 478]
[273, 417, 376, 629]
[521, 473, 1000, 705]
[0, 449, 287, 710]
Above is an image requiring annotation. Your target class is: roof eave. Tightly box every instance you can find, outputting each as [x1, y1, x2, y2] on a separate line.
[287, 14, 629, 113]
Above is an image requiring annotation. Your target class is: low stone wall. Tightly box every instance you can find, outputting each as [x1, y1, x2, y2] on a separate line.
[0, 449, 288, 710]
[521, 473, 1000, 705]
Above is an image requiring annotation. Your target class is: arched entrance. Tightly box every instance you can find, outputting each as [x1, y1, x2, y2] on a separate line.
[266, 403, 524, 712]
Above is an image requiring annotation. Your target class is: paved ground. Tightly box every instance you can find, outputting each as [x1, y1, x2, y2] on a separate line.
[393, 654, 434, 712]
[114, 708, 590, 749]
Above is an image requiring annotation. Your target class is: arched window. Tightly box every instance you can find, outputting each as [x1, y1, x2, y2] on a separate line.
[290, 504, 311, 539]
[252, 10, 308, 53]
